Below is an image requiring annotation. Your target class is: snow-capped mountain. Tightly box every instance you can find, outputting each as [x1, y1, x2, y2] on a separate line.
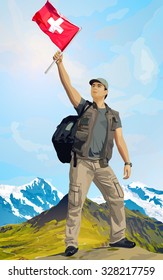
[0, 177, 63, 226]
[91, 181, 163, 223]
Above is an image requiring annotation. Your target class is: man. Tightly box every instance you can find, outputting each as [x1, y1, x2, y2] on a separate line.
[53, 51, 136, 257]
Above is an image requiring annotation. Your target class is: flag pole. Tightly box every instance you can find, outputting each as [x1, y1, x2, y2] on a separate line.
[44, 60, 55, 74]
[44, 27, 82, 74]
[44, 53, 63, 74]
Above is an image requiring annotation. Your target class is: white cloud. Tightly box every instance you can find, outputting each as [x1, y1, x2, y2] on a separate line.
[56, 0, 117, 17]
[11, 122, 52, 153]
[59, 54, 131, 101]
[96, 0, 162, 46]
[109, 88, 125, 98]
[131, 37, 158, 84]
[0, 1, 57, 77]
[111, 95, 163, 118]
[37, 154, 49, 161]
[107, 8, 129, 21]
[133, 98, 163, 115]
[111, 94, 146, 118]
[105, 55, 131, 88]
[81, 55, 131, 90]
[64, 55, 89, 87]
[0, 30, 56, 77]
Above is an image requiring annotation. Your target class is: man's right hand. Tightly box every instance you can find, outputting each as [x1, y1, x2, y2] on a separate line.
[53, 51, 63, 65]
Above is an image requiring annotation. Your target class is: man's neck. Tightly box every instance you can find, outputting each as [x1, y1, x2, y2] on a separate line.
[93, 99, 105, 108]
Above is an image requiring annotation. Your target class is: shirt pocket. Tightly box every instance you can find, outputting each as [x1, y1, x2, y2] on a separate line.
[79, 116, 89, 126]
[78, 114, 92, 129]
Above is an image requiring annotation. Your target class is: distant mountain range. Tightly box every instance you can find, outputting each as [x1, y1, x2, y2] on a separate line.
[0, 194, 163, 260]
[0, 177, 63, 226]
[91, 181, 163, 223]
[0, 179, 163, 226]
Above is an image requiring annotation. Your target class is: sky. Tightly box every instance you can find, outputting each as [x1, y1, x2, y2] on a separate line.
[0, 0, 163, 199]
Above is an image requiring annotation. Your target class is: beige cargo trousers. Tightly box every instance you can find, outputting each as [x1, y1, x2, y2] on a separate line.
[65, 157, 126, 248]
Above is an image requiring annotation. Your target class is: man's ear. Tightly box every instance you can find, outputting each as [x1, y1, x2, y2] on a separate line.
[104, 89, 108, 99]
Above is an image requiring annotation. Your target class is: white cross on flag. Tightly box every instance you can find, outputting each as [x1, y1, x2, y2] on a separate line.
[32, 1, 80, 51]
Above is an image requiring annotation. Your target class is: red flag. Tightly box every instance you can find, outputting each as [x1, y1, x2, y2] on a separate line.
[32, 1, 80, 51]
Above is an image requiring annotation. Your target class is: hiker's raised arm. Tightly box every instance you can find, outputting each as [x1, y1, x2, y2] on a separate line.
[53, 51, 81, 108]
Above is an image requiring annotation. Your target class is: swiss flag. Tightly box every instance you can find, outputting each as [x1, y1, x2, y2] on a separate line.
[32, 1, 80, 51]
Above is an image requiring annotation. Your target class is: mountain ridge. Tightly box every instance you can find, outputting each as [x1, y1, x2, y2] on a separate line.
[1, 179, 163, 227]
[0, 194, 163, 260]
[28, 194, 163, 254]
[91, 181, 163, 223]
[0, 177, 63, 226]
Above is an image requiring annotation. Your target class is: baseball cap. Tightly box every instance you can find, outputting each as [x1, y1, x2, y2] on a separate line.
[89, 78, 108, 90]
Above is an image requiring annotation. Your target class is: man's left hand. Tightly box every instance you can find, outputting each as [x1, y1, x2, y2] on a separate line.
[123, 165, 131, 179]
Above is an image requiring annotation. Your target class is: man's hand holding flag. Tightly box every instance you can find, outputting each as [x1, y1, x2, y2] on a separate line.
[32, 1, 81, 73]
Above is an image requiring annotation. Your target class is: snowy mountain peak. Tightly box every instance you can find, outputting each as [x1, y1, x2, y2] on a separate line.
[0, 178, 64, 226]
[22, 177, 46, 188]
[123, 182, 163, 222]
[91, 181, 163, 223]
[127, 181, 163, 195]
[128, 181, 147, 189]
[31, 177, 43, 186]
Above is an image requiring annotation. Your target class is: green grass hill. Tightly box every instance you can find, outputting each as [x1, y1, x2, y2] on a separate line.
[0, 195, 163, 260]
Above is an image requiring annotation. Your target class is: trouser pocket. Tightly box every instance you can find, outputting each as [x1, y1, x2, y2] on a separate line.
[68, 184, 80, 207]
[112, 179, 124, 198]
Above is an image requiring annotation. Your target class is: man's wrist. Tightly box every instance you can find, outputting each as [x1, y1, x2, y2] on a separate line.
[124, 162, 132, 167]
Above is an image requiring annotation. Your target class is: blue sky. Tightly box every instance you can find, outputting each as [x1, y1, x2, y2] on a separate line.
[0, 0, 163, 198]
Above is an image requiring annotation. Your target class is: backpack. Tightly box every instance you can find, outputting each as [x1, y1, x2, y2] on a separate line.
[52, 100, 92, 163]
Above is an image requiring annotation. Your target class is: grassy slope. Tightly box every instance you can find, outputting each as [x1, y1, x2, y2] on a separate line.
[0, 198, 163, 260]
[0, 217, 109, 260]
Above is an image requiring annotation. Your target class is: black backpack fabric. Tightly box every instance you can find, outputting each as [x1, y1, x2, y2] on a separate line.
[52, 101, 91, 163]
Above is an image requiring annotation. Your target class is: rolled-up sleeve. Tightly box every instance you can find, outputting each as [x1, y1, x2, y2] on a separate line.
[116, 113, 122, 129]
[74, 97, 86, 115]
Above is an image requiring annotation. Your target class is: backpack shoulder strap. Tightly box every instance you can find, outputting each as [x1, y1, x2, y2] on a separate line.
[73, 100, 92, 167]
[79, 100, 92, 117]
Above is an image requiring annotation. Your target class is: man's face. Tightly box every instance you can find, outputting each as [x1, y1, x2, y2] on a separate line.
[91, 82, 108, 100]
